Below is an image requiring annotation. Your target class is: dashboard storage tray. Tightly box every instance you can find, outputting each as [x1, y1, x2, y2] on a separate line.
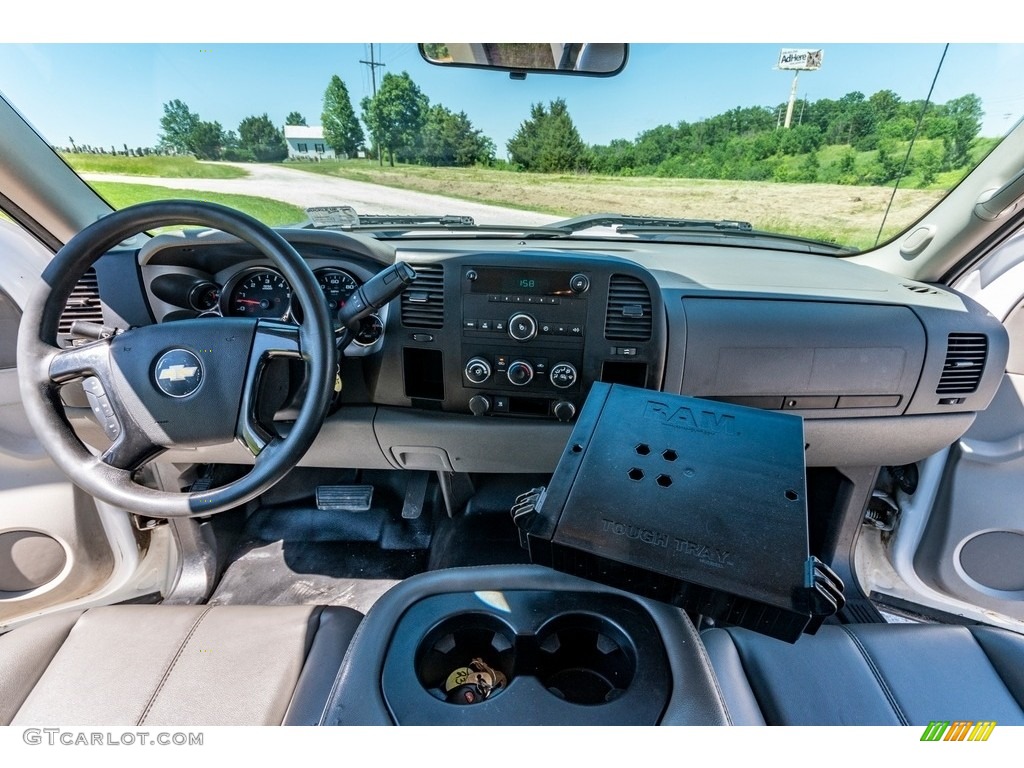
[519, 383, 843, 642]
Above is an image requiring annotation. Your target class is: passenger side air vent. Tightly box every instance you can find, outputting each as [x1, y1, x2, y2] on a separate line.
[401, 264, 445, 328]
[605, 274, 652, 341]
[58, 268, 103, 334]
[937, 333, 988, 394]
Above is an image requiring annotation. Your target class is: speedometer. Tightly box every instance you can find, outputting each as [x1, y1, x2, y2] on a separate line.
[224, 269, 292, 319]
[316, 268, 359, 312]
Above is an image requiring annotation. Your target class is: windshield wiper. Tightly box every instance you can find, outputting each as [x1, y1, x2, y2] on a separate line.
[549, 213, 754, 233]
[545, 213, 854, 255]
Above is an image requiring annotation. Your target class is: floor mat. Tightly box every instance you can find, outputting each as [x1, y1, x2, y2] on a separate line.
[209, 538, 427, 614]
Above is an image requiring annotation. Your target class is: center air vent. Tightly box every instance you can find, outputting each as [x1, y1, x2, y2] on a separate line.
[937, 333, 987, 395]
[401, 264, 445, 328]
[605, 274, 652, 341]
[58, 268, 103, 335]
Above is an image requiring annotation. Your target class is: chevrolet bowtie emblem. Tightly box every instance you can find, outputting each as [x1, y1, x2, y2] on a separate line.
[154, 349, 204, 398]
[158, 364, 199, 382]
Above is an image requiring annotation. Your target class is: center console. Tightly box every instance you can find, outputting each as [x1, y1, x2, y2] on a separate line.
[376, 253, 666, 421]
[317, 565, 731, 726]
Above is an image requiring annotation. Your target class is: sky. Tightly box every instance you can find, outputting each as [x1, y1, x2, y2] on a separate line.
[2, 42, 1022, 159]
[1, 5, 1023, 158]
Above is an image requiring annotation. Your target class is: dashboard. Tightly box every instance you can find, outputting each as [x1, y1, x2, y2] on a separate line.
[72, 227, 1009, 473]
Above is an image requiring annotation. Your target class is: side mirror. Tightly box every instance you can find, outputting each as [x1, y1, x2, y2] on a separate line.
[419, 43, 628, 78]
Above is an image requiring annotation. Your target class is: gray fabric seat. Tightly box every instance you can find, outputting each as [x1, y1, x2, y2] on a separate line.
[0, 604, 361, 726]
[703, 623, 1024, 726]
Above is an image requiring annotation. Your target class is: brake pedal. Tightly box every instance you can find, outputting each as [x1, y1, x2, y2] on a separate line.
[315, 485, 374, 512]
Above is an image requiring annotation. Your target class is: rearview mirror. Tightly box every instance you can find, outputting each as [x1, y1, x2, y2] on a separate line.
[419, 43, 628, 78]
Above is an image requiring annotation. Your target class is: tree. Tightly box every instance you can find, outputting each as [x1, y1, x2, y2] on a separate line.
[797, 151, 820, 183]
[941, 93, 983, 169]
[417, 105, 495, 167]
[321, 75, 364, 158]
[360, 72, 427, 166]
[238, 114, 288, 162]
[285, 111, 307, 126]
[507, 103, 548, 170]
[189, 120, 225, 160]
[159, 99, 200, 153]
[507, 98, 586, 172]
[918, 146, 942, 187]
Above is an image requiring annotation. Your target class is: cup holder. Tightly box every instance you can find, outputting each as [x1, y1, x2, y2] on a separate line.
[534, 614, 636, 705]
[416, 612, 516, 705]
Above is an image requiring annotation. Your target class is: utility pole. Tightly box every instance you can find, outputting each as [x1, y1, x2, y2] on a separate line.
[360, 44, 386, 166]
[784, 70, 800, 129]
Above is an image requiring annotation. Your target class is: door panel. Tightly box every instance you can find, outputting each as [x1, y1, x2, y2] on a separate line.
[0, 221, 154, 628]
[912, 373, 1024, 617]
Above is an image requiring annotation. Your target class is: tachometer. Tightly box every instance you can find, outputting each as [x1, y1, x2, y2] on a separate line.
[224, 269, 292, 319]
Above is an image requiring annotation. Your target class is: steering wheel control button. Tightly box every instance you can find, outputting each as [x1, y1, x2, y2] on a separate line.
[82, 376, 121, 439]
[550, 363, 578, 389]
[570, 273, 591, 294]
[153, 349, 204, 398]
[464, 357, 492, 384]
[507, 360, 534, 386]
[508, 313, 538, 342]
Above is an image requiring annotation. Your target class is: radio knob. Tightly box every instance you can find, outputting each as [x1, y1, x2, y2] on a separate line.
[469, 395, 491, 416]
[570, 273, 590, 294]
[508, 313, 538, 342]
[550, 362, 578, 389]
[553, 400, 577, 422]
[464, 357, 491, 384]
[507, 360, 534, 386]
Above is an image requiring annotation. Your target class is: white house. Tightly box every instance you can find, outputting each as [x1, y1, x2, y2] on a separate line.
[283, 125, 336, 160]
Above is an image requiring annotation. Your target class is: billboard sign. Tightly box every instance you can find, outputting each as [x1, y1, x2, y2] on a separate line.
[778, 49, 823, 71]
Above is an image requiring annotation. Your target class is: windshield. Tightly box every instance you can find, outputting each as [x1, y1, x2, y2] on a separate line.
[2, 42, 1021, 252]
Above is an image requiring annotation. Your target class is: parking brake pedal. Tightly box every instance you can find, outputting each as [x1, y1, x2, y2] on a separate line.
[315, 485, 374, 512]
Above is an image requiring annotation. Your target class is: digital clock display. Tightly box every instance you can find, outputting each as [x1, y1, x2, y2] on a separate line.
[469, 268, 575, 296]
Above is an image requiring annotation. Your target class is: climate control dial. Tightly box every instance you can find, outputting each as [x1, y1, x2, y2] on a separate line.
[464, 357, 492, 384]
[550, 362, 578, 389]
[507, 360, 534, 386]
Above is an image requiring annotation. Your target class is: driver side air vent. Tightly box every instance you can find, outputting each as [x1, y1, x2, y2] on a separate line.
[605, 274, 652, 341]
[401, 264, 445, 328]
[58, 267, 103, 334]
[937, 333, 988, 394]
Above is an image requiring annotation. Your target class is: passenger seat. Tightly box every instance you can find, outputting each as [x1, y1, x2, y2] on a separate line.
[0, 604, 361, 726]
[703, 623, 1024, 725]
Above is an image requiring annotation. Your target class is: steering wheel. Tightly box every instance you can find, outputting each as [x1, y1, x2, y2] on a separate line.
[17, 200, 336, 518]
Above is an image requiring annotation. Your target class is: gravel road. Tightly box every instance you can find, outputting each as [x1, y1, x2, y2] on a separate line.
[82, 163, 561, 227]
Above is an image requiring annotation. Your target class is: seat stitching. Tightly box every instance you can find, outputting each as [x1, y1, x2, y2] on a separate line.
[692, 630, 736, 726]
[968, 628, 1024, 715]
[136, 607, 212, 726]
[839, 625, 909, 725]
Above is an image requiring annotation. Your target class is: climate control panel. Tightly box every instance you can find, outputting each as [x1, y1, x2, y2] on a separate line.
[462, 352, 580, 392]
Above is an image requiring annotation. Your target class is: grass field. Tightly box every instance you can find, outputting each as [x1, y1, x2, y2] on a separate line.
[91, 182, 306, 227]
[288, 160, 945, 250]
[63, 153, 248, 179]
